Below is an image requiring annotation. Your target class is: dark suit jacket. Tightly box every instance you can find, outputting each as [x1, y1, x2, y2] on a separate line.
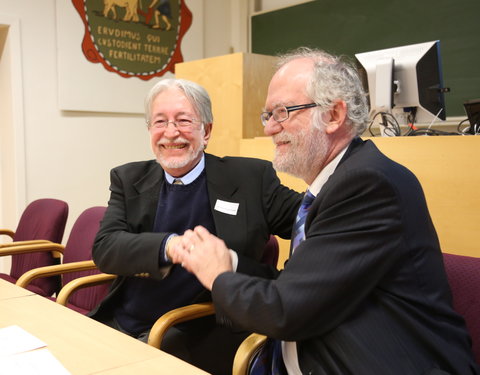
[89, 153, 301, 321]
[212, 138, 479, 375]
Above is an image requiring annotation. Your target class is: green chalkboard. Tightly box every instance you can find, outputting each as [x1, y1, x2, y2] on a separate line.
[252, 0, 480, 117]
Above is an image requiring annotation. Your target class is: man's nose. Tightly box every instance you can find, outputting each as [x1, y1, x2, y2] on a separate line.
[163, 122, 180, 136]
[263, 118, 282, 136]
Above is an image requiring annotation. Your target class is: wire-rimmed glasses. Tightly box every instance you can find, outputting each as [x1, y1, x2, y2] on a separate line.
[148, 117, 203, 131]
[260, 103, 318, 126]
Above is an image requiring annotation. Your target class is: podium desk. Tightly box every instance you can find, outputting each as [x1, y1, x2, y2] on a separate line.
[0, 280, 209, 374]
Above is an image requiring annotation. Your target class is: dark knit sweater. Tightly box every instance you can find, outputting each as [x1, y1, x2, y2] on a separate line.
[114, 171, 216, 335]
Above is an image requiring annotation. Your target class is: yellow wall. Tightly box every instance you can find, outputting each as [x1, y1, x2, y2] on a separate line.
[369, 136, 480, 257]
[176, 54, 480, 267]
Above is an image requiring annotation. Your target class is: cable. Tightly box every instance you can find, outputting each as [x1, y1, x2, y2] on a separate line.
[403, 108, 418, 136]
[368, 111, 401, 136]
[457, 118, 471, 134]
[407, 128, 460, 136]
[368, 111, 477, 137]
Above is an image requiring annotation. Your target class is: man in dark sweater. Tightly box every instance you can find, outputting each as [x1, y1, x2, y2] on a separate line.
[90, 78, 301, 374]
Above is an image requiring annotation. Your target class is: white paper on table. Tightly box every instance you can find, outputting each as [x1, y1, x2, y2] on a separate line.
[0, 325, 71, 374]
[0, 347, 71, 375]
[0, 325, 46, 356]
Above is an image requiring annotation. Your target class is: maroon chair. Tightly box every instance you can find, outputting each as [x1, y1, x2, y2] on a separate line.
[16, 206, 111, 314]
[0, 198, 69, 296]
[443, 253, 480, 363]
[261, 234, 279, 267]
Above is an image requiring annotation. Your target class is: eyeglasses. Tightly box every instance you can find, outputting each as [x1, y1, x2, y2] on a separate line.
[148, 117, 203, 131]
[260, 103, 318, 126]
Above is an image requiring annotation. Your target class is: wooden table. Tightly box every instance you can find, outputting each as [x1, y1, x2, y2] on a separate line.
[0, 278, 35, 300]
[0, 280, 209, 374]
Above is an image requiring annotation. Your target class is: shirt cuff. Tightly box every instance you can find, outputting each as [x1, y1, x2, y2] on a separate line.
[229, 249, 238, 272]
[162, 233, 178, 264]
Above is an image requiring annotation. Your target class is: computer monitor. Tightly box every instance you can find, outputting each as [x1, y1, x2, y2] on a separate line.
[355, 41, 447, 134]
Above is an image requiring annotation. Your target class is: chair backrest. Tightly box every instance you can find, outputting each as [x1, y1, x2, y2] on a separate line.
[443, 253, 480, 363]
[8, 198, 69, 296]
[261, 235, 279, 267]
[61, 206, 109, 312]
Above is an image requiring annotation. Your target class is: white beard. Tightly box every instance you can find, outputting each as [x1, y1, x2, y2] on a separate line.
[156, 145, 203, 170]
[273, 124, 327, 182]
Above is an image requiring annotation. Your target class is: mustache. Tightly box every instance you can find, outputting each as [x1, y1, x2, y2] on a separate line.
[272, 134, 294, 144]
[272, 126, 311, 145]
[157, 137, 189, 146]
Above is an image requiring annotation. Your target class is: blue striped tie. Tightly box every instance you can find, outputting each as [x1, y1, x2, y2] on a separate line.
[291, 190, 315, 253]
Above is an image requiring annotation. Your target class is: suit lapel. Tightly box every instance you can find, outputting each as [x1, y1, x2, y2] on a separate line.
[204, 154, 247, 251]
[133, 161, 165, 195]
[304, 138, 364, 235]
[127, 156, 248, 249]
[131, 161, 165, 232]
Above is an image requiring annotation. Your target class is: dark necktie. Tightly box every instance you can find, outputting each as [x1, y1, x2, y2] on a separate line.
[173, 178, 183, 185]
[249, 338, 287, 375]
[291, 190, 315, 253]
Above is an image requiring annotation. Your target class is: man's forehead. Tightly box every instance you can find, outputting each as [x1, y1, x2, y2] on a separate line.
[152, 89, 194, 110]
[266, 62, 312, 107]
[276, 58, 314, 77]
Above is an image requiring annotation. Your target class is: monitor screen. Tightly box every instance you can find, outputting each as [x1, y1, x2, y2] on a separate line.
[355, 41, 447, 134]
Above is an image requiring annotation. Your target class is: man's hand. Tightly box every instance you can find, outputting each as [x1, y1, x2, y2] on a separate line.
[171, 226, 233, 290]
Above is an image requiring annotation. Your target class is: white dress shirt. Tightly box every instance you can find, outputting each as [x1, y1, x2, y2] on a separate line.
[282, 146, 348, 375]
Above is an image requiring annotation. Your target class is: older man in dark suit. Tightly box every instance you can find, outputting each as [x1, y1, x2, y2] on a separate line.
[173, 48, 479, 374]
[90, 78, 301, 375]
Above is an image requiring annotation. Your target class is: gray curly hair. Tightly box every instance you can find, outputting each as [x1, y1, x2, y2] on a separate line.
[276, 47, 369, 136]
[144, 78, 213, 127]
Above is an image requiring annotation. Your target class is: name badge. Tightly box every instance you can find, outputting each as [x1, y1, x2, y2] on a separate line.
[214, 199, 239, 216]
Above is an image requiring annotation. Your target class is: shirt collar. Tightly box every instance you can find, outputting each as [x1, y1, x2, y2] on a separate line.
[308, 146, 348, 197]
[164, 153, 205, 185]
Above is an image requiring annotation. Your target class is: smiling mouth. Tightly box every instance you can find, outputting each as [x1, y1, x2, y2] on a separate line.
[162, 144, 187, 150]
[275, 140, 290, 147]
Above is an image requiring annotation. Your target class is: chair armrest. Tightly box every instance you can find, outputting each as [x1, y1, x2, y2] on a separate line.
[0, 241, 64, 258]
[16, 260, 98, 288]
[232, 333, 267, 375]
[0, 229, 15, 239]
[147, 302, 215, 349]
[56, 272, 116, 306]
[0, 239, 53, 249]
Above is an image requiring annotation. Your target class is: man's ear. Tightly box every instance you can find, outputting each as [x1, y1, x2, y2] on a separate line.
[325, 100, 347, 135]
[203, 123, 213, 148]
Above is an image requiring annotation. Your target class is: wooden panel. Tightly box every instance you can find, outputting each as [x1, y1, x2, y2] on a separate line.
[241, 53, 277, 138]
[175, 53, 277, 156]
[370, 136, 480, 256]
[176, 53, 244, 157]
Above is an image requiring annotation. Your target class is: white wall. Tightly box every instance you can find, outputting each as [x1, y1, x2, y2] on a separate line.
[0, 0, 303, 273]
[0, 0, 251, 273]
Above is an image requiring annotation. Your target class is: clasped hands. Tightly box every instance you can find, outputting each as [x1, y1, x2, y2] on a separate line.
[166, 226, 233, 290]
